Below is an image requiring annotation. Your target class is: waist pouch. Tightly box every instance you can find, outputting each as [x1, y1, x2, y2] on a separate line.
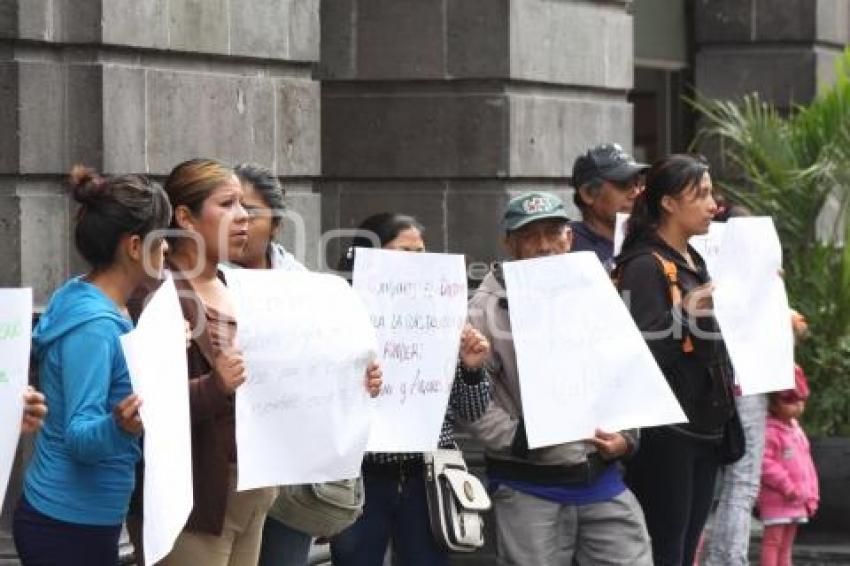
[484, 453, 612, 487]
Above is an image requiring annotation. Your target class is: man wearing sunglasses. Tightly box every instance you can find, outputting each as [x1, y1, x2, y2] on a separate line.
[570, 144, 649, 271]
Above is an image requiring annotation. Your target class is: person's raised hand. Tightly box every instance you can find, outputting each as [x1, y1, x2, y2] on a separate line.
[364, 361, 383, 398]
[21, 386, 47, 434]
[113, 393, 143, 436]
[214, 349, 247, 393]
[459, 324, 490, 370]
[588, 429, 629, 460]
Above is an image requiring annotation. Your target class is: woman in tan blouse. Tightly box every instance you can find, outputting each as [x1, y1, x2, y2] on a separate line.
[153, 158, 381, 566]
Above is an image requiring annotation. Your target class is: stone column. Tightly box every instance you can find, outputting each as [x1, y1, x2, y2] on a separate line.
[695, 0, 850, 108]
[320, 0, 636, 270]
[321, 4, 635, 563]
[0, 0, 321, 559]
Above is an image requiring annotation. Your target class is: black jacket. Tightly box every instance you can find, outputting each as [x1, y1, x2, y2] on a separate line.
[616, 236, 735, 438]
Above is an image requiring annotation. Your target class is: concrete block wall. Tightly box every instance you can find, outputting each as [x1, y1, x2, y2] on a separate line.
[320, 0, 635, 272]
[0, 0, 322, 307]
[695, 0, 850, 107]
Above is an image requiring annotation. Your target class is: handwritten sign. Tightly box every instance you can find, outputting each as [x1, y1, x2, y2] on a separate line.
[353, 249, 467, 452]
[688, 222, 727, 279]
[227, 270, 378, 489]
[613, 212, 629, 259]
[0, 288, 32, 510]
[503, 253, 686, 448]
[120, 278, 192, 565]
[713, 218, 794, 395]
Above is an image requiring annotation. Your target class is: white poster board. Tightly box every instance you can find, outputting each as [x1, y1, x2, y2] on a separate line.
[713, 217, 795, 395]
[353, 249, 467, 452]
[503, 253, 686, 448]
[613, 212, 629, 258]
[227, 270, 378, 489]
[120, 278, 193, 565]
[688, 223, 727, 279]
[0, 289, 32, 510]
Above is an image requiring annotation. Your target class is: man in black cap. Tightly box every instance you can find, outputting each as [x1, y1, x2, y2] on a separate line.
[570, 143, 649, 270]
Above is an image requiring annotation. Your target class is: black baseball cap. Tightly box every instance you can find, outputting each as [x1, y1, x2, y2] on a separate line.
[571, 143, 649, 189]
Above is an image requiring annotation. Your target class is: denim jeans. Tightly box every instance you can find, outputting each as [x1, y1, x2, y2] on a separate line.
[258, 516, 312, 566]
[13, 496, 123, 566]
[704, 394, 768, 566]
[330, 465, 447, 566]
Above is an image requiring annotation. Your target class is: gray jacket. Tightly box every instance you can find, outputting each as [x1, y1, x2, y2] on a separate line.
[467, 270, 638, 470]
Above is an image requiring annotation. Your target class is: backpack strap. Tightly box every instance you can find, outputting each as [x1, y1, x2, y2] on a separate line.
[651, 252, 694, 354]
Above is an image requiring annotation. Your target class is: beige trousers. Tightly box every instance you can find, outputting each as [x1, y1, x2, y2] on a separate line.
[158, 467, 278, 566]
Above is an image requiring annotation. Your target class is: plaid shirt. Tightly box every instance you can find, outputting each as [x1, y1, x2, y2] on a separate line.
[365, 364, 491, 465]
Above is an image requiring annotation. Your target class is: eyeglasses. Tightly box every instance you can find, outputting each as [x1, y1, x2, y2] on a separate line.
[243, 205, 274, 221]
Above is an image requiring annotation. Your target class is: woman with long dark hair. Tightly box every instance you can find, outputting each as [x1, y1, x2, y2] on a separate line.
[615, 155, 736, 565]
[13, 167, 171, 566]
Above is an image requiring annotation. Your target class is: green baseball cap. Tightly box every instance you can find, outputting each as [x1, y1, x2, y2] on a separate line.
[502, 191, 571, 233]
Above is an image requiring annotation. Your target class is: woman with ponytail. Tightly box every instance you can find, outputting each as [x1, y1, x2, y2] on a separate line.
[330, 212, 490, 566]
[615, 155, 735, 566]
[13, 167, 171, 566]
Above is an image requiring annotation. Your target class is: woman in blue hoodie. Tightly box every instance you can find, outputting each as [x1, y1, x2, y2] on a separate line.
[13, 166, 172, 566]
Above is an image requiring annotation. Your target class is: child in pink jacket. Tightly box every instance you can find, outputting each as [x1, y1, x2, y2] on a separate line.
[758, 366, 819, 566]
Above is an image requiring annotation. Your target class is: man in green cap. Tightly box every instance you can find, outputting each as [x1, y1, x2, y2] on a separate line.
[466, 191, 651, 565]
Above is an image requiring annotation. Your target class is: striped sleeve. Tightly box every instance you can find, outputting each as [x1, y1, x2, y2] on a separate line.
[449, 364, 491, 423]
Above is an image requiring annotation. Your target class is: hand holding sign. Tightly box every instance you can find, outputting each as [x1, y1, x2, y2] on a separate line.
[459, 325, 489, 370]
[214, 349, 246, 393]
[589, 429, 629, 459]
[112, 393, 143, 436]
[22, 386, 47, 434]
[365, 361, 383, 397]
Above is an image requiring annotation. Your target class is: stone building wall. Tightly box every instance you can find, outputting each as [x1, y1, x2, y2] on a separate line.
[0, 0, 322, 308]
[319, 0, 636, 272]
[695, 0, 850, 107]
[0, 0, 322, 557]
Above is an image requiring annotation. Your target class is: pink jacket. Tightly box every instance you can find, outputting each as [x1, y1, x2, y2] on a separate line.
[758, 417, 820, 520]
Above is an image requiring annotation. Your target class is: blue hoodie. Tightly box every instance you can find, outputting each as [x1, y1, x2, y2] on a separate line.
[24, 277, 141, 526]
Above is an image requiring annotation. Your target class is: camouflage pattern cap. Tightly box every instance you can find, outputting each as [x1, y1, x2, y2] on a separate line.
[502, 191, 571, 233]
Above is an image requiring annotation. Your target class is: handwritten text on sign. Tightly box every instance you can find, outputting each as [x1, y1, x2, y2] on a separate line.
[228, 270, 378, 488]
[354, 249, 467, 452]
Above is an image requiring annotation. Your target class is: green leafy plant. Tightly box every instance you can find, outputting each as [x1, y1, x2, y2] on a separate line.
[691, 49, 850, 435]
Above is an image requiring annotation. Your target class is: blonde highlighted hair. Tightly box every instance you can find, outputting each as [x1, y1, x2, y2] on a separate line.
[163, 158, 235, 227]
